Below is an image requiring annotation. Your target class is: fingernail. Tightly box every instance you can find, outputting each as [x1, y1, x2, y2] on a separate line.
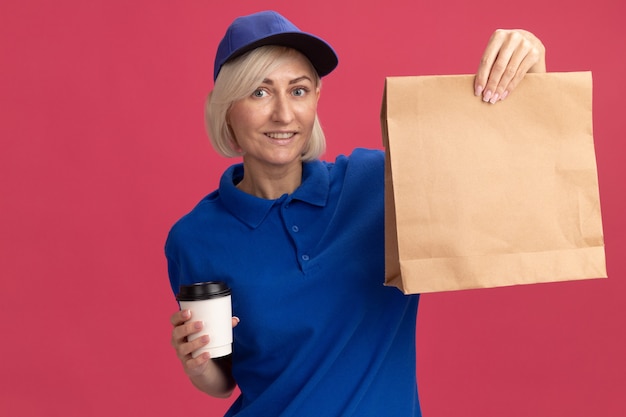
[475, 85, 484, 97]
[489, 92, 500, 104]
[233, 316, 240, 324]
[194, 321, 204, 330]
[500, 90, 509, 101]
[482, 90, 492, 102]
[182, 309, 191, 319]
[201, 335, 210, 344]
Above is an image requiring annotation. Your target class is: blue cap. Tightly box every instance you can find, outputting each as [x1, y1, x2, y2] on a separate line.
[213, 10, 338, 81]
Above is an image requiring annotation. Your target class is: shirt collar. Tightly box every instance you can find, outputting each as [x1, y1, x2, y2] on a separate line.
[220, 160, 329, 228]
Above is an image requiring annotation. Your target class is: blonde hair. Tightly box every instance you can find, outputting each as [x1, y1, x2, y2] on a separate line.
[205, 46, 326, 161]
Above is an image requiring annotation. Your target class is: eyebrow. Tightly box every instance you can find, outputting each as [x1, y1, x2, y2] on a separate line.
[261, 76, 314, 85]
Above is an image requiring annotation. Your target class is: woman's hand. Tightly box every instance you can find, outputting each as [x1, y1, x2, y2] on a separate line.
[474, 29, 546, 104]
[170, 309, 212, 377]
[170, 309, 239, 397]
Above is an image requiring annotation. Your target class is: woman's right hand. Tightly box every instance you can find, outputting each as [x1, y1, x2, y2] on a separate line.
[170, 309, 240, 387]
[170, 309, 212, 377]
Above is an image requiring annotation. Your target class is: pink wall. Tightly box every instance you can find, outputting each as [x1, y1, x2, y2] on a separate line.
[1, 1, 624, 416]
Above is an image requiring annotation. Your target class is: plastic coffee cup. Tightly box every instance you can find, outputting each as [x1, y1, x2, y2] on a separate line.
[177, 281, 233, 358]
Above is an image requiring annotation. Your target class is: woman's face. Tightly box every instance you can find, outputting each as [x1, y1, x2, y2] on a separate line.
[227, 52, 320, 171]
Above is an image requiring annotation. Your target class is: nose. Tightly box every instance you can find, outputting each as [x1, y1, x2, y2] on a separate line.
[271, 94, 294, 123]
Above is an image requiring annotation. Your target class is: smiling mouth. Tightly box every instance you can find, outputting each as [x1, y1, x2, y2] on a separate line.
[265, 132, 296, 139]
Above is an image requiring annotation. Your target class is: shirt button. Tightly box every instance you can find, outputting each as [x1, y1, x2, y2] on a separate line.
[292, 225, 299, 232]
[301, 254, 310, 261]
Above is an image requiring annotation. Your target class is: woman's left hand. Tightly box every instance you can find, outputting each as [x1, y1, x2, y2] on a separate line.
[474, 29, 546, 104]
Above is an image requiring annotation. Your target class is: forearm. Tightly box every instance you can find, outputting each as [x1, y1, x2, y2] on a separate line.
[189, 356, 237, 398]
[189, 355, 237, 398]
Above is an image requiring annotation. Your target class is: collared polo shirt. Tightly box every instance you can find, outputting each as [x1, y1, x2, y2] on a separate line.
[166, 148, 421, 417]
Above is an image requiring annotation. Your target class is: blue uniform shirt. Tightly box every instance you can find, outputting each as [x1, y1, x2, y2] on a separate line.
[166, 148, 421, 416]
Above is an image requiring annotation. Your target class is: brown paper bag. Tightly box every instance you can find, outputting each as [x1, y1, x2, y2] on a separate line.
[381, 72, 606, 294]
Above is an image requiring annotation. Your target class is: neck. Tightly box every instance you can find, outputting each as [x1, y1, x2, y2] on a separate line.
[237, 161, 303, 200]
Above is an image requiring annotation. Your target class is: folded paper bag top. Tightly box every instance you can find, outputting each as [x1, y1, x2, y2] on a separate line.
[381, 71, 606, 294]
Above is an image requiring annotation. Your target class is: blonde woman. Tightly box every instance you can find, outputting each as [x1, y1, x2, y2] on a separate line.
[166, 10, 545, 417]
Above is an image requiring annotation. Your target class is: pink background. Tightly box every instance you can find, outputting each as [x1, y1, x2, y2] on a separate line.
[2, 1, 624, 416]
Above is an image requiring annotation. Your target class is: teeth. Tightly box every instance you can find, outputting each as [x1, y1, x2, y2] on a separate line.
[266, 132, 294, 139]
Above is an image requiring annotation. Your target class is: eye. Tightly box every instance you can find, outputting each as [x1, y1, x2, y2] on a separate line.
[292, 87, 308, 97]
[252, 89, 268, 98]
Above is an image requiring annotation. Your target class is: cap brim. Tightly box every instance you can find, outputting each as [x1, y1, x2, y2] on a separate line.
[226, 32, 338, 77]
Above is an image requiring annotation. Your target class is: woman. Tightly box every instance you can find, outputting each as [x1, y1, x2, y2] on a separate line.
[166, 10, 546, 417]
